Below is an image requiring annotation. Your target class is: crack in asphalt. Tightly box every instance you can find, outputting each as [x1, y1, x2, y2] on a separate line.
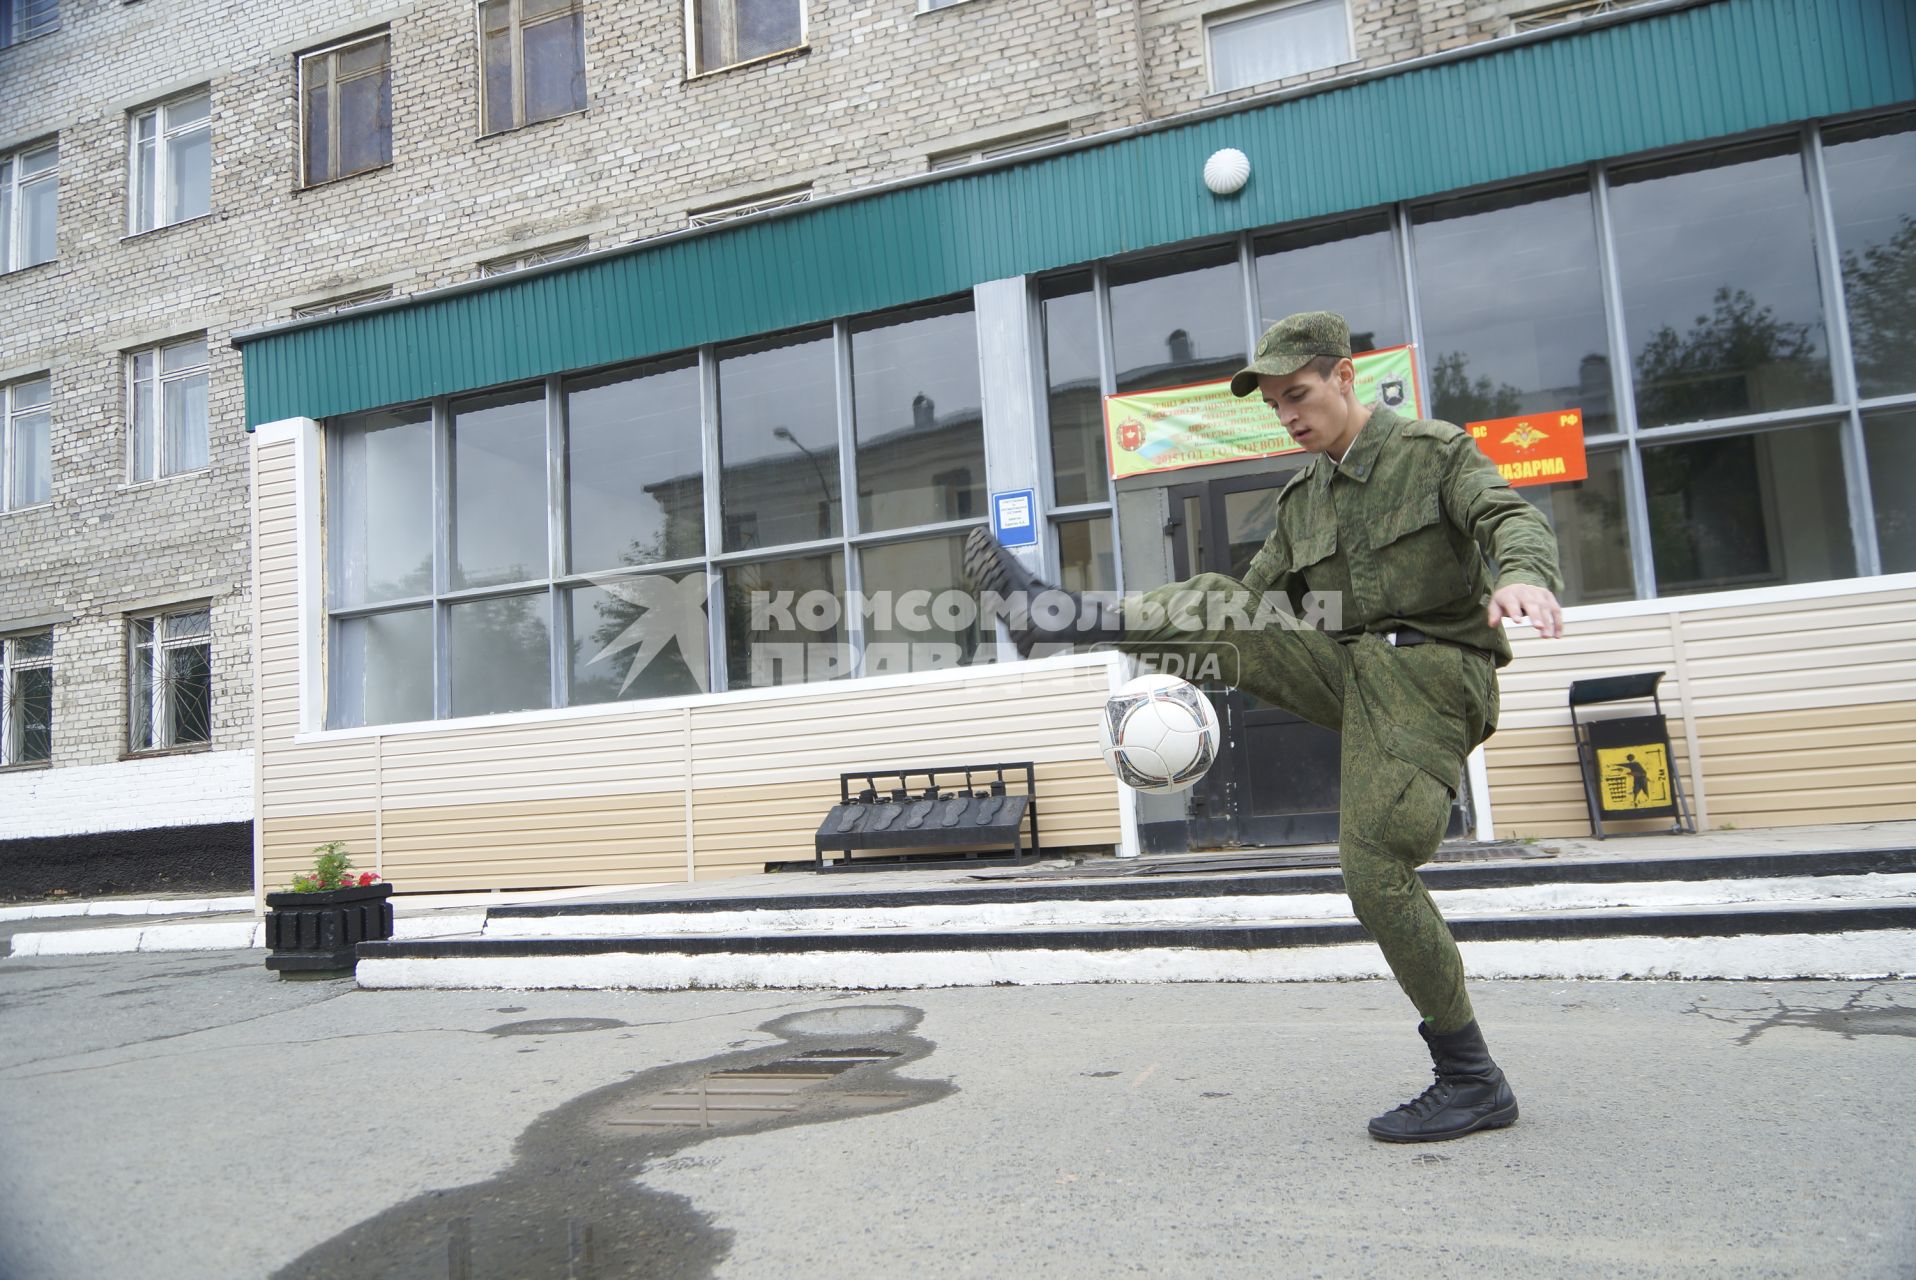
[1684, 982, 1916, 1045]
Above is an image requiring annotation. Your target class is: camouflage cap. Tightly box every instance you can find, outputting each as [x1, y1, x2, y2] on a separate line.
[1229, 311, 1353, 397]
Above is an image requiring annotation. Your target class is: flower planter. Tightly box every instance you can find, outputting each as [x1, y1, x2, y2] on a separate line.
[263, 882, 394, 975]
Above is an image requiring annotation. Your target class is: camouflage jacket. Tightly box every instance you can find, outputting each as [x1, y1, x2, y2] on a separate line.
[1242, 406, 1564, 667]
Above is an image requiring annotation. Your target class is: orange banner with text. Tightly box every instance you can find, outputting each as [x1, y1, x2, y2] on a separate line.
[1466, 409, 1587, 487]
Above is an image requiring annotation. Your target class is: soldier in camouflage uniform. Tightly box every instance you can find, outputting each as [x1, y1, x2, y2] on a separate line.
[964, 311, 1565, 1143]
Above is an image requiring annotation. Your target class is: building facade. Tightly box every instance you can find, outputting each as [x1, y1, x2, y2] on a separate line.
[4, 0, 1913, 897]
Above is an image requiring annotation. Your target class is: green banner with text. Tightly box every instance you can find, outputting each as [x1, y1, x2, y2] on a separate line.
[1103, 345, 1423, 479]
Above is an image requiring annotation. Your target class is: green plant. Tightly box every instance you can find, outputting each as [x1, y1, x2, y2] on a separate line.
[285, 841, 381, 893]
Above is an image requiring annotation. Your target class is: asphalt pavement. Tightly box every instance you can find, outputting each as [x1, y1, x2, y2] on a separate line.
[0, 949, 1911, 1279]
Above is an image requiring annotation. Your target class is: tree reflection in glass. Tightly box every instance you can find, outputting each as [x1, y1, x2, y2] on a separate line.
[1824, 113, 1916, 399]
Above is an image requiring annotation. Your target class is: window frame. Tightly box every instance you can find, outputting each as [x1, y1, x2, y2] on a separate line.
[0, 0, 59, 49]
[1, 138, 58, 273]
[476, 236, 588, 277]
[2, 374, 53, 513]
[0, 629, 54, 767]
[127, 605, 213, 754]
[127, 335, 212, 484]
[684, 0, 808, 78]
[476, 0, 588, 137]
[126, 87, 212, 235]
[297, 30, 393, 188]
[1203, 0, 1354, 96]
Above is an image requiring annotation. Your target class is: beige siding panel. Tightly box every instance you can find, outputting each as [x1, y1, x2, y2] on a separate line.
[380, 793, 691, 891]
[377, 712, 690, 805]
[262, 812, 378, 887]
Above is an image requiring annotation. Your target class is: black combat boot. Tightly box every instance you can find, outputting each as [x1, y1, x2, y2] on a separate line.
[1366, 1019, 1519, 1143]
[962, 527, 1123, 658]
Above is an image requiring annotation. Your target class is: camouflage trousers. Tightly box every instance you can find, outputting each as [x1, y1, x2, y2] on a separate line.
[1117, 573, 1500, 1033]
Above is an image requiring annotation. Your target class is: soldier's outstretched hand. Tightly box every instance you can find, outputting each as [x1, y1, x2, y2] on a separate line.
[1487, 583, 1565, 639]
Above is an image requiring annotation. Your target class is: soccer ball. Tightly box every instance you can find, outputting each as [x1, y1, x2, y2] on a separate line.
[1098, 674, 1221, 794]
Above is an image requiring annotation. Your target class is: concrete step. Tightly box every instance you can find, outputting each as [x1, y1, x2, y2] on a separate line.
[355, 898, 1916, 991]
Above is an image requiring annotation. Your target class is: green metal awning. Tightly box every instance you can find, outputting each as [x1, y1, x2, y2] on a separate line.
[237, 0, 1916, 428]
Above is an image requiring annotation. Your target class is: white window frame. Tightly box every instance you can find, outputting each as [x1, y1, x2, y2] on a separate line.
[476, 0, 588, 136]
[928, 126, 1070, 172]
[2, 374, 52, 513]
[127, 336, 211, 483]
[1, 139, 58, 273]
[292, 285, 394, 319]
[127, 88, 212, 234]
[0, 0, 58, 48]
[297, 30, 393, 188]
[0, 630, 53, 767]
[684, 0, 808, 77]
[477, 237, 587, 277]
[128, 606, 212, 753]
[1204, 0, 1353, 96]
[687, 187, 811, 227]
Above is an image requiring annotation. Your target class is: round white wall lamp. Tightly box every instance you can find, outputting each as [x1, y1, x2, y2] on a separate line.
[1203, 147, 1251, 196]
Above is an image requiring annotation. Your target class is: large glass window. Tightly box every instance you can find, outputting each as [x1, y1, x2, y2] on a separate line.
[300, 32, 392, 186]
[1864, 408, 1916, 574]
[450, 386, 548, 589]
[1611, 142, 1833, 428]
[1, 140, 57, 272]
[568, 577, 708, 704]
[129, 89, 211, 234]
[480, 0, 587, 135]
[450, 593, 551, 716]
[3, 375, 51, 511]
[724, 552, 845, 689]
[1642, 424, 1854, 596]
[1057, 516, 1117, 594]
[330, 406, 434, 608]
[1414, 181, 1615, 435]
[332, 609, 433, 728]
[1255, 213, 1406, 355]
[129, 336, 209, 482]
[565, 359, 703, 573]
[852, 302, 984, 532]
[1041, 274, 1105, 507]
[1, 630, 52, 766]
[1207, 0, 1350, 94]
[692, 0, 804, 74]
[1824, 113, 1916, 400]
[859, 535, 981, 673]
[1516, 450, 1634, 606]
[718, 329, 839, 551]
[1109, 246, 1247, 394]
[131, 607, 211, 752]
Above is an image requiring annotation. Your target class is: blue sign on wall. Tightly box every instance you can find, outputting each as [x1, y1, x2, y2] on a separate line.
[991, 489, 1038, 548]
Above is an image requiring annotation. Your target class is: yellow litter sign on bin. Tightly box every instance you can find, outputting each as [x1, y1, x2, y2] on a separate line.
[1596, 743, 1672, 812]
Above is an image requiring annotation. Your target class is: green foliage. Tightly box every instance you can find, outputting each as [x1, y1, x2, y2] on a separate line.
[284, 841, 381, 893]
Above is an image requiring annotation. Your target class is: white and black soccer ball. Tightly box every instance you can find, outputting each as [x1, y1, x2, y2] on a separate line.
[1098, 674, 1221, 794]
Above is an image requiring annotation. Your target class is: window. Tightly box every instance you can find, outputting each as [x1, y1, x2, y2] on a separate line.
[291, 286, 393, 319]
[1, 140, 57, 272]
[479, 0, 586, 135]
[927, 126, 1069, 172]
[851, 301, 984, 532]
[1207, 0, 1350, 94]
[1517, 451, 1633, 606]
[1412, 180, 1616, 436]
[1040, 274, 1105, 508]
[1256, 212, 1407, 357]
[1642, 424, 1855, 597]
[1057, 516, 1116, 594]
[129, 336, 209, 482]
[477, 237, 587, 277]
[0, 0, 57, 48]
[1864, 408, 1916, 574]
[1, 631, 52, 766]
[565, 359, 704, 574]
[130, 607, 211, 752]
[1610, 141, 1833, 428]
[3, 375, 51, 511]
[1823, 113, 1916, 400]
[299, 32, 392, 186]
[1109, 245, 1248, 394]
[687, 187, 811, 227]
[128, 89, 211, 233]
[1509, 0, 1645, 34]
[718, 328, 840, 551]
[690, 0, 804, 75]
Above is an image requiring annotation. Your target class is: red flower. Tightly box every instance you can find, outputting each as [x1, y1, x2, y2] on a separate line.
[358, 872, 379, 886]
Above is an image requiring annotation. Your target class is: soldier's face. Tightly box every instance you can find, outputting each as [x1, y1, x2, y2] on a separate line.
[1257, 362, 1361, 457]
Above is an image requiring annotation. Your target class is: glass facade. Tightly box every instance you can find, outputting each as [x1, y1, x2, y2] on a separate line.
[319, 112, 1915, 729]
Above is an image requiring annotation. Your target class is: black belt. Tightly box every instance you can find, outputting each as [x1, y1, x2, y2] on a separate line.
[1383, 626, 1493, 661]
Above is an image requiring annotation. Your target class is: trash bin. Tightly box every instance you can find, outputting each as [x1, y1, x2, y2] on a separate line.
[1568, 671, 1696, 839]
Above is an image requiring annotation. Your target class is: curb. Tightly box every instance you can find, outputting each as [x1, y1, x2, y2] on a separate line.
[0, 895, 255, 923]
[6, 911, 485, 958]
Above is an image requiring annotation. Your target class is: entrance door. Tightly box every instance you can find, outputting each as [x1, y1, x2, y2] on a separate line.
[1160, 470, 1343, 849]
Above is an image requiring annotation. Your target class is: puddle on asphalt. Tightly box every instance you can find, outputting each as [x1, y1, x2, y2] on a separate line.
[271, 1005, 948, 1279]
[1691, 987, 1916, 1045]
[485, 1017, 629, 1038]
